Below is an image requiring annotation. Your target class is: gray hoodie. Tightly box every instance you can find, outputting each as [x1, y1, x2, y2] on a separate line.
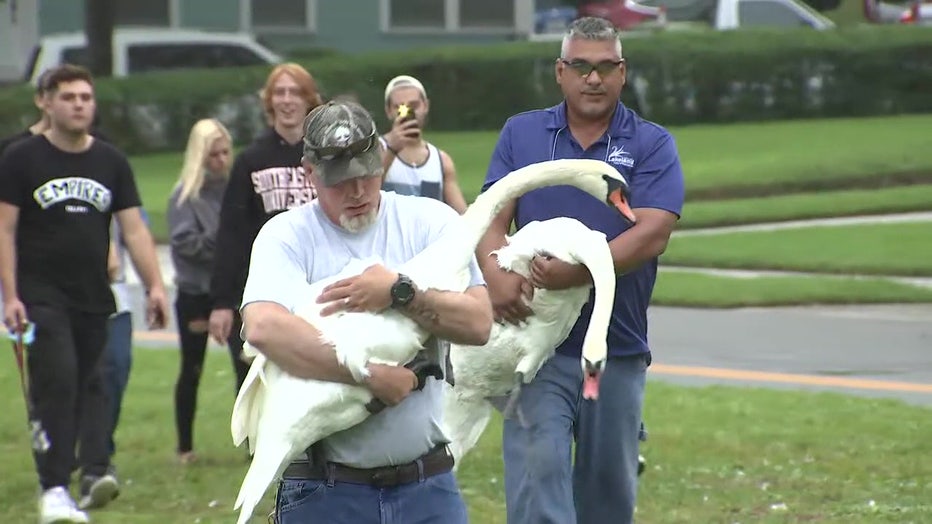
[167, 177, 227, 295]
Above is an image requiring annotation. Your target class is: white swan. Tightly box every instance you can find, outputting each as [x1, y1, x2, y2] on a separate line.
[229, 159, 634, 524]
[441, 215, 627, 465]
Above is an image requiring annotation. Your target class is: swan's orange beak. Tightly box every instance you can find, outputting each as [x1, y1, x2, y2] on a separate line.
[609, 188, 637, 225]
[582, 359, 604, 400]
[582, 372, 601, 400]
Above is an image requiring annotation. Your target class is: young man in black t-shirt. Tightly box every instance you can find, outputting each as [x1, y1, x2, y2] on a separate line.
[0, 64, 170, 523]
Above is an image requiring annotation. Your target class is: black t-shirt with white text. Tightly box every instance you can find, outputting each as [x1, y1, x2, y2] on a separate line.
[0, 134, 142, 313]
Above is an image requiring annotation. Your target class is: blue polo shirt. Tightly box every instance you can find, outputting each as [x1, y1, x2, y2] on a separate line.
[482, 101, 685, 359]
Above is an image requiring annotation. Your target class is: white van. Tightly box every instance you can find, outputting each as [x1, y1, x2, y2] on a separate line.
[24, 27, 283, 85]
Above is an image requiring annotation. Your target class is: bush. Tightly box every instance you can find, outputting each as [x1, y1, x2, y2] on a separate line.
[0, 25, 928, 155]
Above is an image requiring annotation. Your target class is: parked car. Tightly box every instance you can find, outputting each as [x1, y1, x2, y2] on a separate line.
[23, 27, 282, 85]
[528, 0, 834, 41]
[863, 0, 932, 25]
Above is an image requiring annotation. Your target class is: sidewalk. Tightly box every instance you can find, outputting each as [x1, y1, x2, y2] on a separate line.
[673, 211, 932, 237]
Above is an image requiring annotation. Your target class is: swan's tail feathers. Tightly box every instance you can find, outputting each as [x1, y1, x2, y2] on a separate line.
[442, 383, 493, 469]
[242, 340, 260, 359]
[230, 358, 265, 448]
[500, 372, 528, 428]
[233, 440, 292, 524]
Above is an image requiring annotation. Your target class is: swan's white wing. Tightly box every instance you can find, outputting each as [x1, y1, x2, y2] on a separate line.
[444, 217, 614, 464]
[230, 352, 269, 452]
[232, 289, 429, 524]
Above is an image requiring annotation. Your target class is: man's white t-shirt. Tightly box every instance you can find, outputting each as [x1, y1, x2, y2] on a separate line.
[241, 190, 484, 468]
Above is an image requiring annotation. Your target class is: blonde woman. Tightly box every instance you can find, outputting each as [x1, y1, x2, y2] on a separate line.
[167, 118, 233, 464]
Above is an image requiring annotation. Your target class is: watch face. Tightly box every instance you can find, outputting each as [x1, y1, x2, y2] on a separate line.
[398, 282, 414, 301]
[392, 276, 415, 306]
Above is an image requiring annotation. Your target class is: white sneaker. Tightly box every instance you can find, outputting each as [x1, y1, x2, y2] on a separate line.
[77, 472, 119, 510]
[38, 487, 89, 524]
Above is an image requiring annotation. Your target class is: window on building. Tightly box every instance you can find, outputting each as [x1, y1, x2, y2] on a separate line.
[384, 0, 520, 31]
[389, 0, 446, 28]
[251, 0, 314, 28]
[460, 0, 515, 28]
[116, 2, 171, 26]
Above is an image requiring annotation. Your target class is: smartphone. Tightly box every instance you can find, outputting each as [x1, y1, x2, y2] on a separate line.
[398, 104, 417, 123]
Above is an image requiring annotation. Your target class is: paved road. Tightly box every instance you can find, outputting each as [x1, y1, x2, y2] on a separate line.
[646, 304, 932, 406]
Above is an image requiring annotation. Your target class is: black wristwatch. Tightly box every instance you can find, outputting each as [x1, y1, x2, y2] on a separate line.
[390, 273, 416, 309]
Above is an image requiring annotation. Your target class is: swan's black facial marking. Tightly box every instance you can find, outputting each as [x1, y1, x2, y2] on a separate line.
[582, 357, 605, 400]
[583, 357, 606, 376]
[602, 174, 637, 224]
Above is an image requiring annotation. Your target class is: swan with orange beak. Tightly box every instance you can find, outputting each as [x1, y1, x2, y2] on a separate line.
[580, 177, 635, 402]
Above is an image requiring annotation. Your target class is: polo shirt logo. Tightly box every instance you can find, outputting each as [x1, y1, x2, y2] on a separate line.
[607, 145, 635, 168]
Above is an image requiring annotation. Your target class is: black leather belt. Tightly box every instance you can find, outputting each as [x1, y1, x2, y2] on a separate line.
[281, 445, 454, 488]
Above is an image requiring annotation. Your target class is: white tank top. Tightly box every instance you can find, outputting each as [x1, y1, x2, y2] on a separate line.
[380, 138, 444, 201]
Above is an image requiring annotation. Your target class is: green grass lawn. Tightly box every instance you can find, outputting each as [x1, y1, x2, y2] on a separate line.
[133, 114, 932, 243]
[654, 114, 932, 199]
[680, 185, 932, 229]
[1, 349, 928, 523]
[664, 221, 932, 276]
[652, 270, 932, 308]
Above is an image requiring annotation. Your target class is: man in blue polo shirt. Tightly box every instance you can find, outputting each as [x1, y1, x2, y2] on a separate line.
[476, 16, 685, 524]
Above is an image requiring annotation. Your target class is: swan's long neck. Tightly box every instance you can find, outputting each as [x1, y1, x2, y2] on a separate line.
[575, 232, 616, 364]
[461, 160, 602, 256]
[403, 160, 606, 286]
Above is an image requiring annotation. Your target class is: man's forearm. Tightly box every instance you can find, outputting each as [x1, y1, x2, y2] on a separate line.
[123, 228, 165, 292]
[400, 288, 491, 346]
[608, 220, 673, 275]
[0, 231, 18, 300]
[243, 307, 359, 384]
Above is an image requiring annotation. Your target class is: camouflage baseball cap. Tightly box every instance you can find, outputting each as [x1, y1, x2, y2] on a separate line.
[302, 100, 383, 187]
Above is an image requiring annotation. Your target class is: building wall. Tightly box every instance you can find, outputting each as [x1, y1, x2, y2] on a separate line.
[179, 0, 239, 31]
[34, 0, 534, 54]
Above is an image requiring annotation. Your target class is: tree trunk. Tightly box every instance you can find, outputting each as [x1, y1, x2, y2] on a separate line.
[84, 0, 116, 77]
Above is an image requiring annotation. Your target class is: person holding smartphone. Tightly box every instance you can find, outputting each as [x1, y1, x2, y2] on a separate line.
[379, 75, 467, 214]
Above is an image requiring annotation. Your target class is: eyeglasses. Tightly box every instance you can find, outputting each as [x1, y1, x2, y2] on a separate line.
[561, 59, 625, 78]
[307, 130, 376, 161]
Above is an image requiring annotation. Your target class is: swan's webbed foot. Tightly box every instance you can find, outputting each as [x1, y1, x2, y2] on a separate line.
[501, 372, 528, 427]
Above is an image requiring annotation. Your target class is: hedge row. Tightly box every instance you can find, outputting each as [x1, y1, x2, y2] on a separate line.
[0, 25, 929, 155]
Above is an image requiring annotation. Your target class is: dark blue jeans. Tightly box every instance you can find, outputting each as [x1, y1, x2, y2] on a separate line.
[274, 472, 468, 524]
[501, 352, 648, 524]
[102, 311, 133, 458]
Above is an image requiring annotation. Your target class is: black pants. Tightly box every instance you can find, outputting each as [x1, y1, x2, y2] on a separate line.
[26, 303, 111, 490]
[173, 291, 249, 453]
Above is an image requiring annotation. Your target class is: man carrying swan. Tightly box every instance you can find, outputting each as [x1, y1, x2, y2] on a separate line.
[239, 100, 492, 524]
[476, 16, 686, 524]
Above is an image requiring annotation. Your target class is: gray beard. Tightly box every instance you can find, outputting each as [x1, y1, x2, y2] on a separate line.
[339, 209, 378, 233]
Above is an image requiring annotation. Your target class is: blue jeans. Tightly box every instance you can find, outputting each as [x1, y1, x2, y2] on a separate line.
[500, 352, 648, 524]
[102, 311, 133, 457]
[274, 472, 468, 524]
